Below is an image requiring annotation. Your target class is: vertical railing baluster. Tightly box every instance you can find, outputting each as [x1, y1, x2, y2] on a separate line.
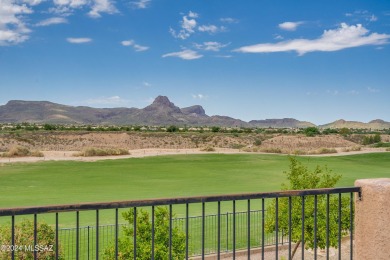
[185, 204, 188, 259]
[11, 215, 15, 260]
[217, 201, 221, 260]
[34, 214, 37, 260]
[314, 195, 318, 260]
[350, 192, 353, 260]
[326, 194, 330, 260]
[276, 197, 279, 260]
[247, 199, 251, 260]
[55, 213, 58, 260]
[96, 210, 99, 260]
[202, 202, 205, 259]
[288, 196, 292, 260]
[115, 208, 118, 260]
[169, 204, 172, 260]
[133, 207, 137, 260]
[262, 198, 265, 260]
[76, 211, 79, 260]
[233, 200, 236, 260]
[338, 193, 342, 260]
[152, 206, 155, 260]
[301, 196, 305, 260]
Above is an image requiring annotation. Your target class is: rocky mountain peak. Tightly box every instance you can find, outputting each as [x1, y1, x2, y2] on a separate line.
[181, 105, 206, 116]
[144, 95, 181, 113]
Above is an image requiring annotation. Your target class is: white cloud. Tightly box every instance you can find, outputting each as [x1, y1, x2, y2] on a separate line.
[130, 0, 151, 9]
[220, 17, 238, 23]
[23, 0, 44, 5]
[142, 81, 151, 87]
[367, 87, 380, 93]
[192, 94, 207, 100]
[188, 11, 198, 18]
[162, 49, 203, 60]
[274, 34, 284, 40]
[67, 37, 92, 43]
[235, 23, 390, 55]
[198, 24, 226, 34]
[194, 41, 229, 52]
[0, 0, 33, 45]
[278, 21, 304, 31]
[369, 15, 378, 22]
[51, 0, 117, 18]
[85, 96, 129, 106]
[88, 0, 117, 18]
[36, 17, 68, 26]
[121, 39, 149, 51]
[170, 11, 198, 40]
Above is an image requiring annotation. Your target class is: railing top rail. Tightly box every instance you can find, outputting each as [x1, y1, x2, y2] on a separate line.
[0, 186, 360, 216]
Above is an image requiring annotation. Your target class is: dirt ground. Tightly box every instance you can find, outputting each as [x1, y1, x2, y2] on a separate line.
[0, 132, 388, 163]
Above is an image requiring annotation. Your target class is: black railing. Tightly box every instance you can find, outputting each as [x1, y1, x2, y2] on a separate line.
[0, 187, 361, 259]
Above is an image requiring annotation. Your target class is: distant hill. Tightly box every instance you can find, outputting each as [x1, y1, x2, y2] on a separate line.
[0, 96, 387, 129]
[249, 118, 315, 128]
[319, 119, 390, 130]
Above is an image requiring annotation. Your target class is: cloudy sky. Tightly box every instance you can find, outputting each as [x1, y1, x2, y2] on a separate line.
[1, 0, 389, 124]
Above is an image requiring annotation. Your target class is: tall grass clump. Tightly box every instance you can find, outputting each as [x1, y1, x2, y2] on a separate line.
[74, 147, 130, 157]
[1, 146, 43, 157]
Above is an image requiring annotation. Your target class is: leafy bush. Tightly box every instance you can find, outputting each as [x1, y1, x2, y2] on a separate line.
[265, 157, 350, 258]
[362, 134, 381, 145]
[304, 127, 320, 137]
[0, 219, 63, 259]
[166, 126, 179, 132]
[74, 147, 129, 157]
[104, 207, 185, 260]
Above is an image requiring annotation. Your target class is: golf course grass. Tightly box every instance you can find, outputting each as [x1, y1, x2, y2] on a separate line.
[1, 152, 389, 226]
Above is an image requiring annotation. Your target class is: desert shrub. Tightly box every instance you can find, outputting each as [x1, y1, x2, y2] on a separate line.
[103, 207, 185, 260]
[260, 147, 282, 153]
[1, 146, 44, 157]
[253, 139, 262, 146]
[342, 146, 361, 152]
[292, 150, 306, 155]
[230, 144, 245, 149]
[0, 219, 63, 260]
[74, 147, 130, 157]
[373, 142, 390, 148]
[386, 148, 390, 151]
[311, 148, 337, 154]
[201, 146, 215, 152]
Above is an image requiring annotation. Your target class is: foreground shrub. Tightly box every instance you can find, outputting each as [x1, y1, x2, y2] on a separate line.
[74, 147, 129, 157]
[0, 219, 63, 259]
[104, 207, 185, 260]
[265, 157, 350, 259]
[1, 146, 43, 158]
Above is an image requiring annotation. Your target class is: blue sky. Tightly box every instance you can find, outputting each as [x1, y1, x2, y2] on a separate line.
[1, 0, 389, 124]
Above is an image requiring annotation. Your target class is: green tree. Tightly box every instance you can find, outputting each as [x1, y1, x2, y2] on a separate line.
[304, 127, 320, 137]
[104, 207, 185, 260]
[0, 219, 63, 260]
[211, 126, 220, 133]
[265, 157, 351, 259]
[166, 125, 179, 132]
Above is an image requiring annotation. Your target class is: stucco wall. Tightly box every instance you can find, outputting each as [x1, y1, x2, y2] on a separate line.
[354, 178, 390, 260]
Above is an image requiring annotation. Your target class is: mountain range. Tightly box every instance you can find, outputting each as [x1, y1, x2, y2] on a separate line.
[0, 96, 389, 129]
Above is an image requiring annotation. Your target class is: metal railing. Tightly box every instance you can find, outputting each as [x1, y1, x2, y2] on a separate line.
[57, 210, 287, 258]
[0, 187, 361, 259]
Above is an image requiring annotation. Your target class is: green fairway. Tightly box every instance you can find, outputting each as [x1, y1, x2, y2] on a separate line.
[1, 153, 389, 225]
